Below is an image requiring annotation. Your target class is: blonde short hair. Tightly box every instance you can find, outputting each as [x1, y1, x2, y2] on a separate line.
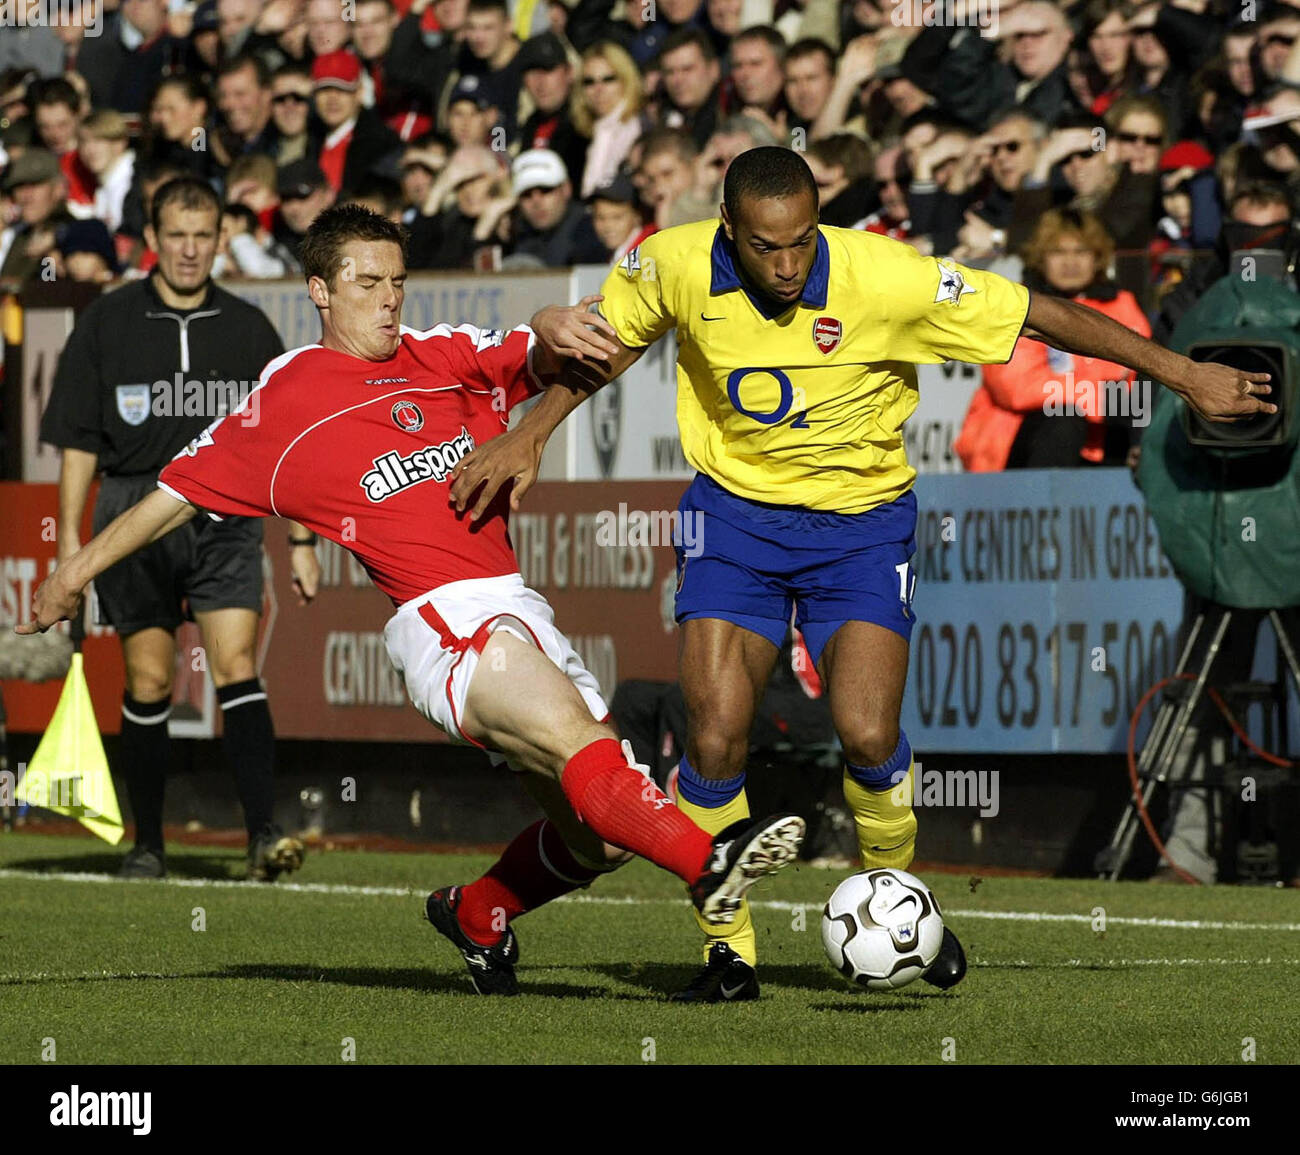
[81, 109, 129, 142]
[1022, 208, 1115, 276]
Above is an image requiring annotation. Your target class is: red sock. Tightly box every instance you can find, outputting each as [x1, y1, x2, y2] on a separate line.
[456, 819, 601, 946]
[560, 738, 713, 883]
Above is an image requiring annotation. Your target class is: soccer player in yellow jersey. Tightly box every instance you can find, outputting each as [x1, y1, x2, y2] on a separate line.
[450, 147, 1274, 1001]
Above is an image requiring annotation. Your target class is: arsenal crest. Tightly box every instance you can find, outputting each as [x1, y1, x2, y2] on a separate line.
[813, 316, 842, 355]
[391, 400, 424, 432]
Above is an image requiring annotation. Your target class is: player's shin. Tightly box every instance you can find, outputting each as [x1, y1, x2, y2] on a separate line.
[843, 733, 917, 871]
[673, 757, 757, 966]
[560, 738, 713, 882]
[456, 818, 616, 945]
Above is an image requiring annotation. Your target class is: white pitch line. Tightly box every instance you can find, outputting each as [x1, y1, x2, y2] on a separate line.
[3, 868, 1300, 933]
[6, 958, 1299, 987]
[971, 957, 1300, 968]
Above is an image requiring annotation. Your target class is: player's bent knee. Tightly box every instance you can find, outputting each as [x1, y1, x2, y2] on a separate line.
[840, 724, 902, 770]
[210, 657, 257, 688]
[125, 674, 173, 704]
[688, 726, 749, 779]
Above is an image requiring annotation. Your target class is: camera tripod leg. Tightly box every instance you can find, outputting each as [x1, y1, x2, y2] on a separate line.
[1097, 609, 1231, 879]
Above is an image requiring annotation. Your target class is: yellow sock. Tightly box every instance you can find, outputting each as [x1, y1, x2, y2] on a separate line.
[676, 787, 757, 966]
[843, 761, 917, 871]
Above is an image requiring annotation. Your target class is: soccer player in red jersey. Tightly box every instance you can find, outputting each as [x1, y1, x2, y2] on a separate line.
[18, 204, 804, 995]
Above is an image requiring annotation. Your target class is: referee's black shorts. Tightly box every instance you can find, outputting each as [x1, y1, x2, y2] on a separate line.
[92, 473, 264, 636]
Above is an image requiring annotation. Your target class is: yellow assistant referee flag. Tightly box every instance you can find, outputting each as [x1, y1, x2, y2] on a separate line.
[17, 652, 124, 844]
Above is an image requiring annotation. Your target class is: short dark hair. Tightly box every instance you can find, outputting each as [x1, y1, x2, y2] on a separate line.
[31, 76, 80, 113]
[639, 125, 700, 165]
[272, 61, 313, 83]
[300, 203, 408, 289]
[658, 27, 717, 65]
[467, 0, 508, 15]
[150, 176, 222, 232]
[346, 174, 404, 217]
[223, 203, 260, 232]
[139, 158, 189, 188]
[806, 134, 873, 186]
[732, 26, 786, 62]
[784, 38, 835, 73]
[218, 52, 271, 88]
[723, 146, 816, 221]
[1230, 181, 1292, 216]
[152, 73, 211, 109]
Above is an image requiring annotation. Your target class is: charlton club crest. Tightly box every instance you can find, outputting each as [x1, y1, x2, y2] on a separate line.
[391, 400, 424, 432]
[813, 316, 842, 355]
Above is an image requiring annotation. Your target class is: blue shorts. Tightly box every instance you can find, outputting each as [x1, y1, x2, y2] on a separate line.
[673, 474, 917, 665]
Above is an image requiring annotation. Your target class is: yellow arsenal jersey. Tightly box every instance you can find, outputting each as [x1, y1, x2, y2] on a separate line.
[596, 219, 1031, 513]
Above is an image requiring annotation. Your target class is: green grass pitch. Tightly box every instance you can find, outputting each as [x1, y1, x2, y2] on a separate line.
[2, 830, 1298, 1065]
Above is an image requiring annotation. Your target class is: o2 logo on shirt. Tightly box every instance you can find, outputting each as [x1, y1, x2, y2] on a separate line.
[727, 367, 809, 429]
[391, 401, 424, 432]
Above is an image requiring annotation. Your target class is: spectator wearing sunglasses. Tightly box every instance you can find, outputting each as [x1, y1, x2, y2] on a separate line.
[1257, 8, 1300, 84]
[1014, 113, 1158, 253]
[573, 40, 647, 199]
[1107, 94, 1168, 175]
[912, 110, 1046, 260]
[269, 63, 320, 168]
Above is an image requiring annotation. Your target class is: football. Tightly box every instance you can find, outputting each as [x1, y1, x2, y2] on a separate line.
[821, 868, 945, 990]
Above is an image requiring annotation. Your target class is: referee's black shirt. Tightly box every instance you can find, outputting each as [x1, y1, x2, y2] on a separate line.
[40, 274, 286, 476]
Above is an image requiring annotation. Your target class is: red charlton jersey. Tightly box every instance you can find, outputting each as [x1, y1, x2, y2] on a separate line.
[159, 324, 542, 606]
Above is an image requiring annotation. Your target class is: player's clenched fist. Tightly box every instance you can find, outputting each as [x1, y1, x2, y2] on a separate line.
[16, 572, 82, 635]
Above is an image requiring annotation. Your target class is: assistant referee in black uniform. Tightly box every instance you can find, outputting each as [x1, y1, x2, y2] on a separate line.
[40, 176, 320, 881]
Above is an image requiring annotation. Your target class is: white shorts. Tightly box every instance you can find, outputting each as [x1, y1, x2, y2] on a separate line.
[383, 573, 609, 762]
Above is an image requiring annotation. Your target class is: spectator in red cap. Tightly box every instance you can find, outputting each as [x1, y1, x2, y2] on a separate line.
[314, 50, 402, 196]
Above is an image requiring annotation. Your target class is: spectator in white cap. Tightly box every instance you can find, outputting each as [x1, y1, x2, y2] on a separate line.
[507, 146, 605, 266]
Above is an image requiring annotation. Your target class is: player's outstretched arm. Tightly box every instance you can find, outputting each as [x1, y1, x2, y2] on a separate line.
[448, 297, 645, 521]
[1021, 292, 1277, 424]
[15, 489, 199, 634]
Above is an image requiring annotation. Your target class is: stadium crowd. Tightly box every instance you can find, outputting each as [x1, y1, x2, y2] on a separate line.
[3, 0, 1300, 467]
